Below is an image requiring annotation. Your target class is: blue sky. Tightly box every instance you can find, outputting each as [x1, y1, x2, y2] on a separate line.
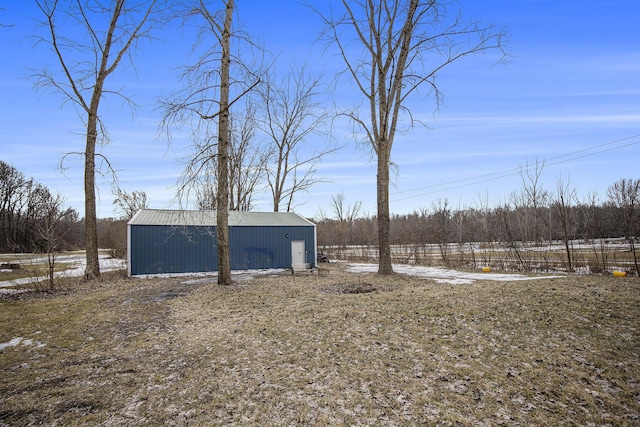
[1, 1, 638, 220]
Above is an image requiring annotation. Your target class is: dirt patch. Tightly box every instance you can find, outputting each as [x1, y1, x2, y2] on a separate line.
[130, 281, 207, 302]
[341, 283, 377, 293]
[322, 282, 381, 294]
[1, 265, 639, 426]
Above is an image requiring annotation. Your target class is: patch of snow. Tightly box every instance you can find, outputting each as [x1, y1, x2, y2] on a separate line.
[346, 263, 565, 284]
[181, 277, 217, 285]
[136, 269, 284, 280]
[0, 254, 127, 289]
[0, 337, 23, 351]
[574, 266, 591, 275]
[144, 268, 286, 284]
[0, 337, 46, 351]
[0, 288, 27, 295]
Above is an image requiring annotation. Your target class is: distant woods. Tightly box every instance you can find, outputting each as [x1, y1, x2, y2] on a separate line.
[0, 161, 80, 254]
[0, 161, 139, 257]
[2, 160, 638, 274]
[316, 178, 640, 275]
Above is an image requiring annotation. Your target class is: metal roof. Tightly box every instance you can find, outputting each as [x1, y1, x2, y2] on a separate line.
[128, 209, 315, 227]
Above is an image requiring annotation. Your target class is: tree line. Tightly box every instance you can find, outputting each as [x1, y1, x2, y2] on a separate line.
[316, 178, 640, 275]
[3, 155, 638, 277]
[0, 161, 144, 258]
[0, 161, 81, 254]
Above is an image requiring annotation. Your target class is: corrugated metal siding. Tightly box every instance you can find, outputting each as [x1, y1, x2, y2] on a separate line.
[128, 214, 316, 275]
[229, 226, 316, 270]
[129, 225, 218, 275]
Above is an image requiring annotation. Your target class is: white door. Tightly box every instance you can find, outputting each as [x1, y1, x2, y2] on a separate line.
[291, 240, 306, 270]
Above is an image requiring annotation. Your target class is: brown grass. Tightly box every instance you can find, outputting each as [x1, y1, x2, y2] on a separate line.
[1, 264, 639, 426]
[0, 263, 74, 283]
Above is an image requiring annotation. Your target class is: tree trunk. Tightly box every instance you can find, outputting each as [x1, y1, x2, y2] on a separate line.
[35, 0, 160, 280]
[48, 252, 55, 289]
[216, 0, 233, 286]
[84, 110, 100, 280]
[630, 238, 639, 276]
[559, 205, 573, 271]
[563, 237, 572, 271]
[377, 144, 393, 275]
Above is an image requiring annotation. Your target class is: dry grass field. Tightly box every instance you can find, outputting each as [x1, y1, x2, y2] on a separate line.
[1, 263, 639, 426]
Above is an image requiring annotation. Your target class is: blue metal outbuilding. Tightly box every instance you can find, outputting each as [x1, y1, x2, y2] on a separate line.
[127, 209, 317, 276]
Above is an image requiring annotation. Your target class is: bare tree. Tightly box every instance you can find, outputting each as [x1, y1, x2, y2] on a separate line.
[607, 178, 640, 275]
[113, 188, 148, 220]
[583, 191, 609, 273]
[331, 192, 363, 223]
[228, 106, 269, 210]
[0, 161, 28, 251]
[429, 199, 452, 264]
[551, 176, 578, 271]
[185, 106, 268, 211]
[320, 0, 506, 274]
[171, 119, 220, 211]
[259, 64, 334, 212]
[192, 159, 218, 210]
[35, 193, 72, 290]
[215, 0, 234, 285]
[161, 0, 259, 285]
[34, 0, 165, 279]
[330, 192, 363, 246]
[472, 191, 495, 265]
[518, 158, 549, 243]
[497, 202, 526, 270]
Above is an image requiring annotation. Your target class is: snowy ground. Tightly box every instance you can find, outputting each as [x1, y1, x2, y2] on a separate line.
[135, 269, 287, 283]
[1, 254, 565, 292]
[136, 262, 565, 285]
[346, 263, 565, 285]
[0, 253, 126, 290]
